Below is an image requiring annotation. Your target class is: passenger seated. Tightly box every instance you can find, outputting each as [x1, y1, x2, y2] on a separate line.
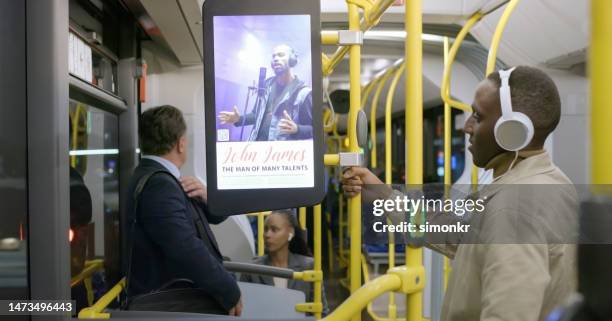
[240, 209, 329, 315]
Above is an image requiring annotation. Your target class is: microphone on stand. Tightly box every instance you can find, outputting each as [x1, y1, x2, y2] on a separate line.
[239, 67, 267, 141]
[257, 67, 267, 96]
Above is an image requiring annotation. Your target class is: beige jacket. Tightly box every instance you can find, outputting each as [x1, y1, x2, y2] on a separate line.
[439, 151, 578, 321]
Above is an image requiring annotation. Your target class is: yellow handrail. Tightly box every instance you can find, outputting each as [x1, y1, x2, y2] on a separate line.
[362, 77, 379, 110]
[71, 259, 104, 288]
[385, 64, 405, 185]
[245, 211, 271, 256]
[314, 204, 323, 319]
[258, 212, 266, 256]
[370, 68, 397, 168]
[70, 104, 83, 167]
[442, 36, 452, 290]
[322, 31, 340, 45]
[486, 0, 520, 75]
[323, 0, 397, 75]
[339, 193, 347, 268]
[439, 13, 481, 188]
[480, 0, 520, 187]
[323, 264, 425, 321]
[346, 2, 365, 320]
[78, 278, 125, 319]
[299, 207, 307, 230]
[323, 274, 402, 321]
[405, 1, 424, 321]
[591, 1, 612, 186]
[71, 259, 105, 307]
[381, 63, 406, 321]
[440, 13, 483, 114]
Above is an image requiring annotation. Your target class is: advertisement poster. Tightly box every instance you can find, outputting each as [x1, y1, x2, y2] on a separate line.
[213, 15, 314, 190]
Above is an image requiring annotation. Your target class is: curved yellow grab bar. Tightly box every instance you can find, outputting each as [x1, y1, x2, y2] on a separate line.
[361, 78, 379, 110]
[322, 274, 401, 321]
[486, 0, 521, 75]
[385, 64, 405, 185]
[440, 13, 483, 113]
[71, 259, 104, 288]
[78, 278, 126, 319]
[370, 67, 397, 168]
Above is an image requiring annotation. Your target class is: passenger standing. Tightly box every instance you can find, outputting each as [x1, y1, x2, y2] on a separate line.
[125, 105, 242, 315]
[342, 66, 578, 321]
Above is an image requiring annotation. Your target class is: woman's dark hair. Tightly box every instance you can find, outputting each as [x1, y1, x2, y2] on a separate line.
[271, 209, 312, 257]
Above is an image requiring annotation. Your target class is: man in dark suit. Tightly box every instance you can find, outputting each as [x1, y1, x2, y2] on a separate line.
[125, 105, 242, 315]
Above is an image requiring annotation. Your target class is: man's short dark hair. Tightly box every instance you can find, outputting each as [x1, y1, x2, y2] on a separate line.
[139, 105, 186, 155]
[487, 66, 561, 137]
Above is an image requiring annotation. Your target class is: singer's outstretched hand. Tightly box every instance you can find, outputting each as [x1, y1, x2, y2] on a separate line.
[218, 106, 240, 124]
[278, 110, 298, 135]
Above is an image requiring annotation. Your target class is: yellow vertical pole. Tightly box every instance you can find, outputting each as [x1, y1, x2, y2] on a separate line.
[299, 207, 307, 230]
[314, 204, 323, 319]
[339, 194, 345, 263]
[385, 63, 405, 321]
[443, 36, 452, 290]
[443, 36, 451, 188]
[258, 212, 265, 256]
[70, 104, 83, 167]
[405, 1, 424, 321]
[591, 0, 612, 185]
[371, 69, 396, 168]
[348, 3, 363, 320]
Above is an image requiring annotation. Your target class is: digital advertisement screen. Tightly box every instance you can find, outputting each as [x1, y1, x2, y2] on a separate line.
[213, 15, 314, 190]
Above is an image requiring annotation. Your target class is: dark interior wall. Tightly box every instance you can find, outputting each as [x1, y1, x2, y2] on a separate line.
[0, 0, 29, 305]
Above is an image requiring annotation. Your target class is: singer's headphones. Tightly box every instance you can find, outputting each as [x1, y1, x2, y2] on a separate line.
[494, 67, 534, 151]
[288, 48, 298, 68]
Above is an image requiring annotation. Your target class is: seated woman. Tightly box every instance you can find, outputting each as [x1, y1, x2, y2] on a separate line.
[240, 209, 329, 315]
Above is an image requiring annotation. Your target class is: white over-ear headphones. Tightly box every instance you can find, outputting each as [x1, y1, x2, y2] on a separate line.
[494, 67, 534, 151]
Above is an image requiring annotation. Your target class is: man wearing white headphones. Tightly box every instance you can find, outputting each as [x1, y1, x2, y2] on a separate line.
[343, 66, 578, 321]
[218, 44, 313, 141]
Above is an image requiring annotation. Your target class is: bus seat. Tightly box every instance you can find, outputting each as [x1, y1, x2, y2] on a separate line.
[210, 215, 255, 262]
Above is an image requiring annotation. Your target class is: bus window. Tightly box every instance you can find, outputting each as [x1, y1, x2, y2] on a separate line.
[69, 100, 120, 310]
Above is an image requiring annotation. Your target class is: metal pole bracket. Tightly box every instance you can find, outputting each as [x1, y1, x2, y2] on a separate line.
[338, 30, 364, 45]
[339, 152, 365, 167]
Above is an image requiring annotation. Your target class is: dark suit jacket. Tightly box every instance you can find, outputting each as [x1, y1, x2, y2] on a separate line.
[124, 158, 240, 310]
[239, 253, 328, 315]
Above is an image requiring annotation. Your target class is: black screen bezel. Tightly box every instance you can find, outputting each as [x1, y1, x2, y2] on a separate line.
[202, 0, 325, 216]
